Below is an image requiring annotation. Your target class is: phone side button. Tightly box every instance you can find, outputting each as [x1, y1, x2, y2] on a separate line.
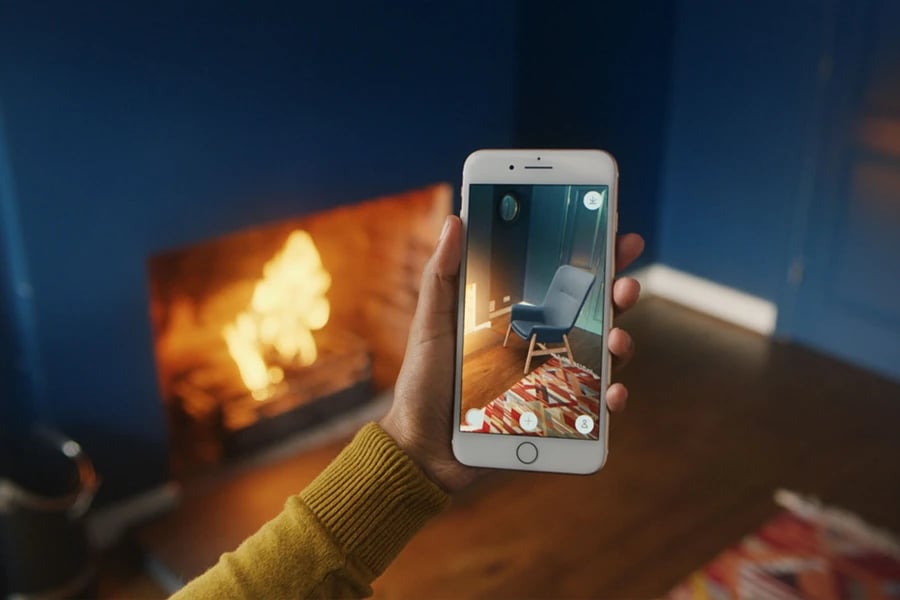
[516, 442, 538, 464]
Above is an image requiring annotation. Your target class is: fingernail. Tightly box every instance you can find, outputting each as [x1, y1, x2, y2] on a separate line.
[439, 216, 451, 241]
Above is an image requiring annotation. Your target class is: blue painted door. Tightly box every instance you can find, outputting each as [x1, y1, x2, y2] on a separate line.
[782, 0, 900, 381]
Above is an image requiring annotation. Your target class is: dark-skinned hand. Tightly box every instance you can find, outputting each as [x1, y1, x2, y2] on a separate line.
[381, 216, 645, 492]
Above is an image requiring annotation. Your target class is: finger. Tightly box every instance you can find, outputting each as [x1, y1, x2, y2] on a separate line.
[606, 383, 628, 413]
[608, 327, 635, 370]
[410, 215, 462, 340]
[615, 233, 645, 273]
[612, 277, 641, 316]
[430, 215, 462, 280]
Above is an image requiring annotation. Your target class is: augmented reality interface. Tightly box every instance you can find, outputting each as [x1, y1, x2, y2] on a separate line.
[460, 184, 609, 441]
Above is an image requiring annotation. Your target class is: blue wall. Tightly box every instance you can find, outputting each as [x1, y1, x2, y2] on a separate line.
[0, 108, 41, 433]
[654, 0, 900, 381]
[656, 0, 829, 302]
[0, 241, 15, 431]
[0, 119, 18, 432]
[8, 0, 887, 502]
[0, 2, 518, 502]
[524, 188, 570, 304]
[515, 0, 675, 263]
[0, 0, 698, 502]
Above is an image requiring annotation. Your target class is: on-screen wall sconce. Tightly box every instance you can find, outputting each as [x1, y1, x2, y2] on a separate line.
[499, 192, 520, 222]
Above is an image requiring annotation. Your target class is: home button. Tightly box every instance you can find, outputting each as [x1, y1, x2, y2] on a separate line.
[516, 442, 538, 464]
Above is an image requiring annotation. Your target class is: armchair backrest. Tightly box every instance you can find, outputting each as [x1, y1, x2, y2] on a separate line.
[541, 265, 596, 329]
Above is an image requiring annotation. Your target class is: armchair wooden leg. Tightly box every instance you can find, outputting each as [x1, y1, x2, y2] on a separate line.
[503, 322, 512, 347]
[563, 333, 574, 361]
[524, 334, 537, 374]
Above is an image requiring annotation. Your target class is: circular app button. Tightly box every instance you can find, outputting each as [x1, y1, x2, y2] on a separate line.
[575, 414, 594, 434]
[465, 408, 485, 428]
[519, 411, 538, 432]
[583, 190, 605, 211]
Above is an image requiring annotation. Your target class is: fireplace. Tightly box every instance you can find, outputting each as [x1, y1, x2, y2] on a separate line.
[147, 185, 451, 475]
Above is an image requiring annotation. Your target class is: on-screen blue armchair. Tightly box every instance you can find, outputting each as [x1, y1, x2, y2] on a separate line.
[503, 265, 596, 373]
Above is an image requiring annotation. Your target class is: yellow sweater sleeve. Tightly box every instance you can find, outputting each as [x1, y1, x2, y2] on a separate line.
[171, 422, 450, 599]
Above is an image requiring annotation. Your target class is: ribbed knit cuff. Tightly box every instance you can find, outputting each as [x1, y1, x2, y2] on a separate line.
[299, 422, 450, 577]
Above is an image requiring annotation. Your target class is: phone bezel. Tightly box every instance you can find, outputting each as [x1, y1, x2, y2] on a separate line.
[452, 149, 619, 474]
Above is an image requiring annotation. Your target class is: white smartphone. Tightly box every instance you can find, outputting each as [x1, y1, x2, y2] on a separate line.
[452, 149, 618, 474]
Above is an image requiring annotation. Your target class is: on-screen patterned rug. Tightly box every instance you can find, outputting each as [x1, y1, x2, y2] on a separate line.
[462, 355, 601, 440]
[667, 490, 900, 600]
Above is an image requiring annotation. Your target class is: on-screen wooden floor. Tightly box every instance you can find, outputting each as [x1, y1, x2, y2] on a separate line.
[461, 321, 604, 415]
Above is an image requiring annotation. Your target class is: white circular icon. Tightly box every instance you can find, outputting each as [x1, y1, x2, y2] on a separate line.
[583, 190, 605, 211]
[519, 411, 538, 432]
[465, 408, 485, 428]
[575, 415, 594, 434]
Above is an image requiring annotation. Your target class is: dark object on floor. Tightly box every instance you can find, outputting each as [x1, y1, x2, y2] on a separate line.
[0, 427, 99, 598]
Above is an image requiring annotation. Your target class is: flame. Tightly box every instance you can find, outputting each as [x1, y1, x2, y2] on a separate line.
[223, 230, 331, 400]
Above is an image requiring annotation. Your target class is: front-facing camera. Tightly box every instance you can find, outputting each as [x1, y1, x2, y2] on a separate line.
[509, 164, 515, 170]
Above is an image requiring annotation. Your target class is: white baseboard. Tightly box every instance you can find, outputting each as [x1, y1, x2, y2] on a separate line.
[628, 263, 777, 335]
[87, 482, 181, 550]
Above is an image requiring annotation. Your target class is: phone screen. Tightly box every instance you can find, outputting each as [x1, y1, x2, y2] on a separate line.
[460, 183, 610, 441]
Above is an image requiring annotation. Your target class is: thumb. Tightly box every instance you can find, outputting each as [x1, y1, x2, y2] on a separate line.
[410, 215, 462, 342]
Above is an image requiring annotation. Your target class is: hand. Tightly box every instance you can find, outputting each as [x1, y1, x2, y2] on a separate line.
[380, 216, 644, 492]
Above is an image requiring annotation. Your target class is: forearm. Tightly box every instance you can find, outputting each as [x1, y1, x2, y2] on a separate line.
[172, 423, 450, 599]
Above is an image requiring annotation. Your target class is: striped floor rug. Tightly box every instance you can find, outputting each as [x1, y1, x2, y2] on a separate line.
[668, 490, 900, 599]
[463, 355, 601, 440]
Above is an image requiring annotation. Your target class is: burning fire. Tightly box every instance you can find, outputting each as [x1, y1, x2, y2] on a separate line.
[223, 230, 331, 400]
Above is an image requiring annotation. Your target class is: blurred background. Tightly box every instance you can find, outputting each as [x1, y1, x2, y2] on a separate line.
[1, 0, 898, 597]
